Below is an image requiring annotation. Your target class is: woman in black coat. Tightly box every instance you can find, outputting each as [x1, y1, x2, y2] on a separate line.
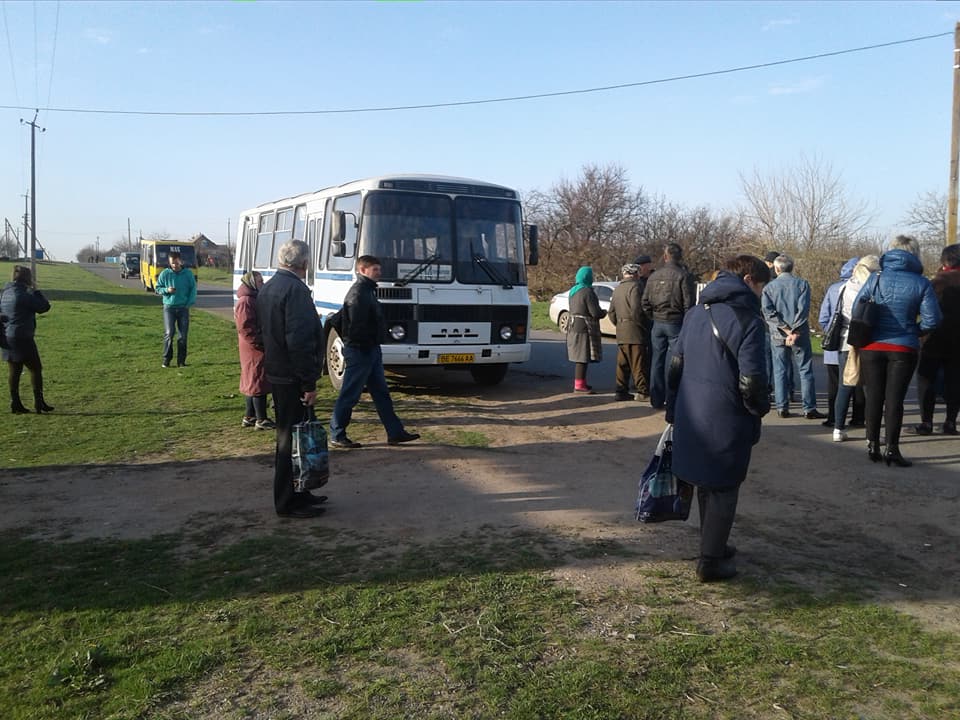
[666, 255, 771, 582]
[0, 265, 53, 414]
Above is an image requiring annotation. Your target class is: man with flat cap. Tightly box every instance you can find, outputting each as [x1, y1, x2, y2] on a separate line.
[608, 262, 652, 400]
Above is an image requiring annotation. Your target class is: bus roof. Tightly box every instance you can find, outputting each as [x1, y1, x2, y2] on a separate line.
[242, 174, 519, 215]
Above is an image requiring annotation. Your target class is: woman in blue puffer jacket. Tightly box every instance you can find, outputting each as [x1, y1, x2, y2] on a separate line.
[855, 236, 940, 467]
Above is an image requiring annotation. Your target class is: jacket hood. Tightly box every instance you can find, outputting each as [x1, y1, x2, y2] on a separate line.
[840, 257, 859, 280]
[698, 271, 761, 313]
[880, 248, 923, 275]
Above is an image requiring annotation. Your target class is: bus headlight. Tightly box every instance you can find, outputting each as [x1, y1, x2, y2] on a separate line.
[388, 324, 406, 341]
[499, 325, 514, 341]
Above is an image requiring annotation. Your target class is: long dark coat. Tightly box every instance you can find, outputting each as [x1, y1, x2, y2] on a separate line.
[235, 281, 270, 396]
[1, 280, 50, 363]
[566, 287, 605, 363]
[668, 272, 769, 489]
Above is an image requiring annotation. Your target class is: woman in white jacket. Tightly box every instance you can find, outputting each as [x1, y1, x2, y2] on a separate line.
[832, 255, 880, 441]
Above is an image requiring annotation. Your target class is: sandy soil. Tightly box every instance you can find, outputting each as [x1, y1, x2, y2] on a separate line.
[3, 368, 959, 632]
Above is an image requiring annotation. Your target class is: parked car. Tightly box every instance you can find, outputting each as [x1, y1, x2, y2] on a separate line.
[119, 252, 141, 279]
[548, 281, 618, 336]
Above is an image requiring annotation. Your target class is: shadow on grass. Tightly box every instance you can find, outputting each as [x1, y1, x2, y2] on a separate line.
[43, 288, 158, 307]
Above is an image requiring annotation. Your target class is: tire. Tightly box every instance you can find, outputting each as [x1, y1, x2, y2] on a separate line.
[325, 328, 346, 392]
[470, 363, 509, 386]
[557, 311, 571, 334]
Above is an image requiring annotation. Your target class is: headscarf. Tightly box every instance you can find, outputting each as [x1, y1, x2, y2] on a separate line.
[568, 266, 594, 299]
[240, 270, 261, 292]
[621, 263, 639, 278]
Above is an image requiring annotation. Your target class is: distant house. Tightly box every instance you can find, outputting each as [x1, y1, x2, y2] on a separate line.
[190, 233, 232, 268]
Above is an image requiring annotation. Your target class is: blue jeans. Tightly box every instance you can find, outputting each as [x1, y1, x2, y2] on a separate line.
[649, 320, 682, 409]
[772, 336, 816, 412]
[163, 305, 190, 365]
[330, 345, 404, 441]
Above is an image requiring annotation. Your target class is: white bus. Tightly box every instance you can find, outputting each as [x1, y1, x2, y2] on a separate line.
[234, 174, 539, 390]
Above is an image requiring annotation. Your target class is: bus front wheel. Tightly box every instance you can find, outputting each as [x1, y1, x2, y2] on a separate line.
[325, 329, 346, 392]
[470, 363, 509, 386]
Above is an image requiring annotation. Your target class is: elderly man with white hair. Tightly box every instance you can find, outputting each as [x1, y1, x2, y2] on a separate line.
[607, 262, 651, 400]
[761, 254, 825, 419]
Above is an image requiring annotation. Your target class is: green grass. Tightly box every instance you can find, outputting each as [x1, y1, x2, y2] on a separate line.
[196, 266, 234, 286]
[530, 300, 553, 331]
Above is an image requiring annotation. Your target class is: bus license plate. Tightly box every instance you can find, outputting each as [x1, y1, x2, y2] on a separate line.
[437, 353, 475, 364]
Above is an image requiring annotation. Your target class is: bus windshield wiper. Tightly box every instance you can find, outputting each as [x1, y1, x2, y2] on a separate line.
[397, 253, 441, 286]
[472, 254, 513, 289]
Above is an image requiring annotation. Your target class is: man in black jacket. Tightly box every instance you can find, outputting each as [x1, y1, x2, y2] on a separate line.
[328, 255, 419, 449]
[257, 240, 326, 519]
[641, 243, 695, 409]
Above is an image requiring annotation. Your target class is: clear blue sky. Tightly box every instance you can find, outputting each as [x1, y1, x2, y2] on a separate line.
[1, 0, 958, 261]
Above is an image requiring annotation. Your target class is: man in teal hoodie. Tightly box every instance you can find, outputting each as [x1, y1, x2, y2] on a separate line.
[155, 251, 197, 368]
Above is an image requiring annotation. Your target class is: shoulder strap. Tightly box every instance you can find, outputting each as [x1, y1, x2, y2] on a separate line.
[704, 304, 736, 359]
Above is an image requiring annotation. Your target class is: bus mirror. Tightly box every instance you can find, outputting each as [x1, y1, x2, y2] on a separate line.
[526, 224, 539, 266]
[331, 211, 347, 243]
[331, 240, 346, 257]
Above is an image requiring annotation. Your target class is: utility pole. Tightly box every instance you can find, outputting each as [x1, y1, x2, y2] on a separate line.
[128, 218, 132, 248]
[20, 111, 45, 282]
[21, 192, 28, 259]
[949, 22, 960, 245]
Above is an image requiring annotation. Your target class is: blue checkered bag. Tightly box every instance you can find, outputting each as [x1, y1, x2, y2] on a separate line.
[635, 425, 693, 523]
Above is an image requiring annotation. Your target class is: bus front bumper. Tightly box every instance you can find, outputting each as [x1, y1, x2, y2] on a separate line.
[381, 344, 531, 367]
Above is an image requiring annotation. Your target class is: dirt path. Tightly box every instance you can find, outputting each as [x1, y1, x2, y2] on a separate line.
[3, 368, 959, 631]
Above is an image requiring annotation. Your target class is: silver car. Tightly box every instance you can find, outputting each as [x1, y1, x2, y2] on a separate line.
[548, 281, 618, 336]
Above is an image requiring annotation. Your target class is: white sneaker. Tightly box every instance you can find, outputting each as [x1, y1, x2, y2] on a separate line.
[833, 428, 848, 442]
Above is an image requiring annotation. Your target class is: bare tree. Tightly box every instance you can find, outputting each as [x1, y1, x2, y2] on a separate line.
[740, 154, 875, 253]
[903, 190, 947, 259]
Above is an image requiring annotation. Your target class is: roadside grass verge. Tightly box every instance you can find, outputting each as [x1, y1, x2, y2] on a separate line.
[1, 528, 957, 719]
[0, 262, 446, 468]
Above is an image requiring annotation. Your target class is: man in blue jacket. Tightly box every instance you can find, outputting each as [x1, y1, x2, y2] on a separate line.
[761, 255, 824, 419]
[155, 251, 197, 368]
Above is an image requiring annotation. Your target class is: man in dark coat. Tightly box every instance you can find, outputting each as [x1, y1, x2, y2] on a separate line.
[607, 262, 650, 400]
[666, 255, 771, 582]
[910, 243, 960, 435]
[257, 240, 326, 519]
[328, 255, 419, 447]
[641, 243, 695, 410]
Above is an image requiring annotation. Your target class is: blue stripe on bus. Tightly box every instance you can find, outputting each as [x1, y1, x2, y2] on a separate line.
[315, 301, 343, 311]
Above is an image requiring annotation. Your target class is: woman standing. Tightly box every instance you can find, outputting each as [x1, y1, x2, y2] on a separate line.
[1, 265, 53, 414]
[666, 255, 771, 582]
[566, 266, 606, 394]
[831, 255, 880, 442]
[235, 271, 275, 430]
[857, 236, 940, 467]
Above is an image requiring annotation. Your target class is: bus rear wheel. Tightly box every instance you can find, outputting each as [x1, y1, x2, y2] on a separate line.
[470, 363, 508, 386]
[325, 329, 346, 392]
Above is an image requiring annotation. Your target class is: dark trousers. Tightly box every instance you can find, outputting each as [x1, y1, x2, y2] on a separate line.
[162, 305, 190, 365]
[917, 355, 960, 425]
[7, 340, 43, 409]
[650, 321, 682, 408]
[329, 345, 403, 441]
[245, 395, 268, 420]
[697, 485, 740, 560]
[615, 343, 649, 395]
[824, 363, 839, 425]
[860, 349, 918, 447]
[271, 382, 310, 514]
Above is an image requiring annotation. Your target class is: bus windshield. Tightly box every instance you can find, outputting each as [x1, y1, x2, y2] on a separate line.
[154, 245, 197, 268]
[360, 192, 525, 285]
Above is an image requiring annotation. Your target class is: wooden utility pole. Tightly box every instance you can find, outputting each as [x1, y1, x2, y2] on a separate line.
[20, 111, 45, 282]
[949, 23, 960, 245]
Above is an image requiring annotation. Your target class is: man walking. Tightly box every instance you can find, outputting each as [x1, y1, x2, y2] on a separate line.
[329, 255, 419, 449]
[641, 243, 695, 409]
[257, 240, 327, 519]
[608, 262, 650, 400]
[761, 254, 824, 419]
[155, 251, 197, 368]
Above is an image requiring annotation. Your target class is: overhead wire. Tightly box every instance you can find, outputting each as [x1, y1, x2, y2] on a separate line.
[0, 30, 951, 118]
[44, 0, 58, 110]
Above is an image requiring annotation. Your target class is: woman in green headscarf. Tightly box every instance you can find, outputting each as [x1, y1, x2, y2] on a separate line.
[566, 266, 606, 393]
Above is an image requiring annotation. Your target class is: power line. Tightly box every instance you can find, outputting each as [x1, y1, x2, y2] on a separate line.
[44, 0, 59, 110]
[1, 1, 19, 104]
[0, 30, 951, 118]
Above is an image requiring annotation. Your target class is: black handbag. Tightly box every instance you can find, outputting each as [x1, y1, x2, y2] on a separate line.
[846, 275, 880, 349]
[820, 287, 845, 352]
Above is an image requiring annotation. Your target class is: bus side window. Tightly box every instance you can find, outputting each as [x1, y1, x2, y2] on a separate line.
[309, 217, 324, 270]
[293, 204, 307, 241]
[327, 193, 359, 271]
[254, 212, 275, 268]
[271, 208, 294, 267]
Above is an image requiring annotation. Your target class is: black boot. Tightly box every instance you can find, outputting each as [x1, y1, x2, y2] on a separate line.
[35, 396, 54, 414]
[697, 557, 738, 582]
[884, 444, 912, 468]
[11, 401, 29, 414]
[867, 441, 882, 463]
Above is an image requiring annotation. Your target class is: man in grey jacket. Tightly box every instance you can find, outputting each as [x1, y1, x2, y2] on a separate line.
[641, 243, 695, 409]
[608, 262, 650, 400]
[761, 254, 825, 419]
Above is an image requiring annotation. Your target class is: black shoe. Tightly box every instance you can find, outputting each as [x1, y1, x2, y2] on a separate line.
[277, 505, 326, 519]
[867, 441, 882, 463]
[848, 420, 865, 428]
[943, 420, 958, 435]
[884, 446, 912, 468]
[330, 437, 362, 449]
[36, 400, 54, 413]
[388, 431, 420, 445]
[11, 402, 30, 415]
[298, 492, 328, 506]
[821, 419, 834, 428]
[803, 409, 826, 420]
[614, 392, 632, 401]
[906, 422, 933, 436]
[777, 409, 791, 419]
[161, 361, 170, 368]
[697, 557, 738, 582]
